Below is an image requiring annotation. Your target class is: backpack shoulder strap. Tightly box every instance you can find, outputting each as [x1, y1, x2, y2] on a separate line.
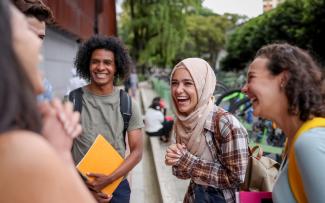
[214, 107, 230, 144]
[288, 117, 325, 203]
[68, 87, 84, 113]
[120, 89, 132, 140]
[212, 107, 230, 164]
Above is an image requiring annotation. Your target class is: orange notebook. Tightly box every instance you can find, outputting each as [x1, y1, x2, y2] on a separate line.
[77, 134, 124, 195]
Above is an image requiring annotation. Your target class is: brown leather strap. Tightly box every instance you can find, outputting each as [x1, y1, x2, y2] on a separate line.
[214, 107, 229, 144]
[249, 145, 263, 160]
[213, 108, 230, 162]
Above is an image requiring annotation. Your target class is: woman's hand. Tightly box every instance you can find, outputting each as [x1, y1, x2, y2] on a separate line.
[38, 98, 82, 165]
[165, 143, 186, 166]
[54, 99, 82, 139]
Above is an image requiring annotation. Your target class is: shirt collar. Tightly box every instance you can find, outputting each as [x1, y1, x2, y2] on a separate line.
[203, 105, 218, 132]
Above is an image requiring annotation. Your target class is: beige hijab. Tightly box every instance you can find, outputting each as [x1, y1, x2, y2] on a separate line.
[171, 58, 216, 156]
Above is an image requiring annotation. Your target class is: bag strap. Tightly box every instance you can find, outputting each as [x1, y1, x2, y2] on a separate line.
[288, 117, 325, 203]
[69, 88, 132, 147]
[214, 108, 229, 141]
[213, 108, 230, 163]
[120, 89, 132, 146]
[249, 145, 263, 160]
[68, 87, 83, 113]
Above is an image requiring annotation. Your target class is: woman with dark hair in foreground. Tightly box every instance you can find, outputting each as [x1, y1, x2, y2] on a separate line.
[0, 1, 96, 202]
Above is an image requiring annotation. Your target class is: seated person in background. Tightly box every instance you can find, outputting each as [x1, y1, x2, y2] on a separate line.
[145, 97, 173, 142]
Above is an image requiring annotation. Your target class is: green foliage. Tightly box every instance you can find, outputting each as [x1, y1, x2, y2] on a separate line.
[222, 0, 325, 71]
[175, 12, 241, 66]
[120, 0, 202, 68]
[119, 0, 244, 70]
[302, 0, 325, 64]
[137, 74, 147, 82]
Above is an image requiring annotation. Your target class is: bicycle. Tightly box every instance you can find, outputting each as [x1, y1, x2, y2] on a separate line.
[213, 82, 229, 99]
[216, 89, 285, 162]
[215, 89, 246, 112]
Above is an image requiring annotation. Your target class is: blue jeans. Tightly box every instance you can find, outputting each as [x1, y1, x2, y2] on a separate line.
[193, 184, 226, 203]
[111, 179, 131, 203]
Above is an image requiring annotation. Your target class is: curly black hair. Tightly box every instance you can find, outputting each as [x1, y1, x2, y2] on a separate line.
[255, 43, 325, 121]
[12, 0, 54, 24]
[74, 35, 131, 84]
[150, 97, 161, 110]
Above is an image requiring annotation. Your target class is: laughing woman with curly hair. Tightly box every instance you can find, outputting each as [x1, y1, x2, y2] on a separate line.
[242, 43, 325, 203]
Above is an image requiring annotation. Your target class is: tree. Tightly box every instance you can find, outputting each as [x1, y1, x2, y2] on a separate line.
[221, 0, 325, 71]
[120, 0, 202, 69]
[302, 0, 325, 64]
[174, 9, 245, 67]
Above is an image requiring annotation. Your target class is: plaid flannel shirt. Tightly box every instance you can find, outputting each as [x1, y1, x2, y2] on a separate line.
[172, 105, 249, 203]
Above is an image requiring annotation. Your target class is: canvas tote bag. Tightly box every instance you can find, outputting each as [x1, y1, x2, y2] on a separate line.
[213, 108, 279, 192]
[241, 145, 280, 192]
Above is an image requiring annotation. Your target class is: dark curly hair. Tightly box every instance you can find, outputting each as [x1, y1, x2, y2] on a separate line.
[255, 43, 325, 121]
[74, 35, 131, 84]
[12, 0, 54, 24]
[150, 97, 161, 110]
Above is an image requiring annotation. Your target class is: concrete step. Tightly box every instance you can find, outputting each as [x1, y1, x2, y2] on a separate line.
[129, 84, 161, 203]
[129, 135, 162, 203]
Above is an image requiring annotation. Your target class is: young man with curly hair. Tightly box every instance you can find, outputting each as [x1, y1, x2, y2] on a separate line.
[70, 35, 144, 203]
[12, 0, 54, 100]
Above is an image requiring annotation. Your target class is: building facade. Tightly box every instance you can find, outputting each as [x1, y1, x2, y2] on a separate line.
[263, 0, 284, 12]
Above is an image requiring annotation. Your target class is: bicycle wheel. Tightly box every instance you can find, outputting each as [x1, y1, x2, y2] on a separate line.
[213, 82, 229, 98]
[215, 89, 245, 111]
[229, 97, 253, 132]
[229, 97, 251, 114]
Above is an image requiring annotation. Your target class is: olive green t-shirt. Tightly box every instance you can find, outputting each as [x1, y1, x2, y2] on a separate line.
[72, 87, 144, 165]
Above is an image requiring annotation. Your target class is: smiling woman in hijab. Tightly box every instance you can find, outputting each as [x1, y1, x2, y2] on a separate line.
[165, 58, 249, 203]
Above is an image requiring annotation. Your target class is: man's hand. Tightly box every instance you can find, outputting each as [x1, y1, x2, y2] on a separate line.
[90, 190, 112, 203]
[86, 172, 113, 192]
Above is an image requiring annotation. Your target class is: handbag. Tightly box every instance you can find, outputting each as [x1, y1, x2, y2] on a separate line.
[213, 107, 279, 192]
[241, 146, 280, 192]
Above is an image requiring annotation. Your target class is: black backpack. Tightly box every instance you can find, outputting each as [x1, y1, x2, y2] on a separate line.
[68, 87, 132, 145]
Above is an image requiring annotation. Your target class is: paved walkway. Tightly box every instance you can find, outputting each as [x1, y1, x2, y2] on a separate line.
[129, 84, 161, 203]
[129, 81, 189, 203]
